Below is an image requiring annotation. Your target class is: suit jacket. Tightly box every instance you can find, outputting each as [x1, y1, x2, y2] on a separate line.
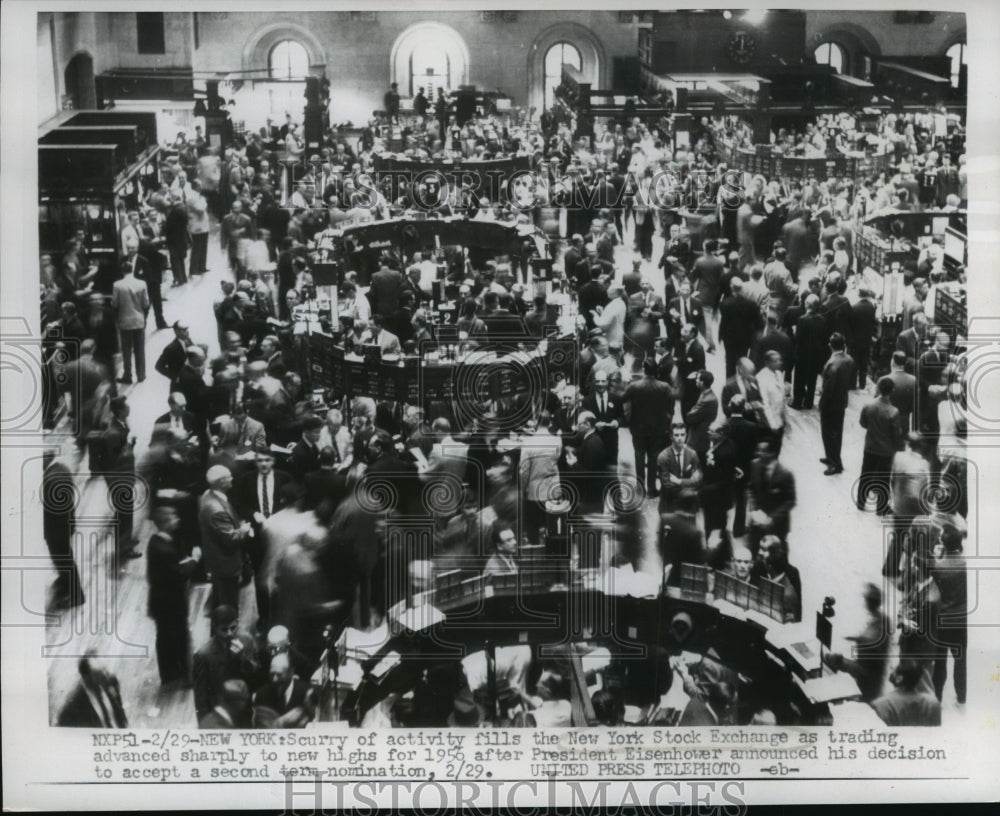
[880, 370, 917, 433]
[819, 351, 855, 410]
[369, 268, 403, 318]
[146, 530, 199, 618]
[232, 469, 295, 525]
[581, 391, 624, 456]
[660, 511, 705, 586]
[578, 280, 609, 329]
[895, 328, 926, 375]
[751, 327, 794, 372]
[288, 439, 321, 477]
[152, 410, 201, 446]
[685, 390, 719, 455]
[197, 489, 248, 579]
[155, 338, 188, 384]
[718, 294, 763, 358]
[217, 415, 267, 455]
[850, 299, 878, 350]
[192, 634, 259, 721]
[111, 275, 149, 330]
[691, 253, 725, 308]
[220, 212, 252, 251]
[56, 671, 128, 727]
[677, 338, 706, 387]
[574, 432, 612, 512]
[748, 459, 796, 539]
[822, 293, 853, 346]
[721, 375, 764, 420]
[667, 297, 705, 348]
[860, 399, 904, 457]
[622, 376, 674, 437]
[657, 444, 702, 507]
[795, 312, 829, 371]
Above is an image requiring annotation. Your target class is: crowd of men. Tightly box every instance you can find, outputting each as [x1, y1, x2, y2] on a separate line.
[46, 95, 968, 729]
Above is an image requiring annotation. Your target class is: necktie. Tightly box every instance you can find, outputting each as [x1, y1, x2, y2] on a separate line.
[261, 475, 270, 517]
[92, 684, 113, 728]
[600, 394, 606, 415]
[680, 298, 687, 324]
[331, 437, 341, 464]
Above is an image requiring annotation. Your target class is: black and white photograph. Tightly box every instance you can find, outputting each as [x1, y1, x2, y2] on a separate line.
[2, 2, 998, 810]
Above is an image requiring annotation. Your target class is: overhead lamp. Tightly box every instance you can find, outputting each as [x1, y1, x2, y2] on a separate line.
[723, 10, 733, 20]
[743, 9, 768, 26]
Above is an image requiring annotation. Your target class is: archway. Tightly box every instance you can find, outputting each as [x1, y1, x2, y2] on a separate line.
[64, 51, 96, 111]
[529, 23, 603, 115]
[390, 23, 470, 98]
[806, 25, 881, 80]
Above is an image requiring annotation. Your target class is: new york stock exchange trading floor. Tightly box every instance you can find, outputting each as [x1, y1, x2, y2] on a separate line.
[40, 209, 967, 732]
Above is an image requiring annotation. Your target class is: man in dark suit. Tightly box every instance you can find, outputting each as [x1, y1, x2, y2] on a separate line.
[699, 424, 738, 537]
[135, 228, 167, 330]
[660, 488, 705, 587]
[193, 605, 260, 723]
[569, 411, 612, 514]
[147, 505, 202, 686]
[622, 358, 674, 498]
[287, 416, 324, 479]
[364, 429, 420, 517]
[821, 278, 853, 347]
[43, 456, 84, 609]
[677, 324, 706, 417]
[220, 200, 252, 275]
[303, 446, 349, 511]
[718, 278, 764, 378]
[56, 654, 128, 727]
[232, 450, 295, 630]
[667, 280, 705, 354]
[369, 264, 404, 319]
[880, 351, 918, 434]
[895, 312, 929, 375]
[684, 370, 719, 461]
[721, 358, 766, 424]
[154, 321, 192, 387]
[691, 239, 725, 353]
[151, 391, 203, 450]
[164, 194, 190, 286]
[746, 439, 796, 556]
[751, 312, 794, 377]
[850, 288, 879, 390]
[561, 234, 584, 284]
[581, 371, 623, 469]
[102, 396, 140, 558]
[819, 332, 856, 475]
[793, 295, 828, 409]
[578, 274, 610, 331]
[721, 394, 763, 537]
[252, 653, 316, 728]
[752, 535, 803, 623]
[198, 465, 252, 611]
[656, 423, 702, 514]
[199, 679, 252, 729]
[857, 378, 905, 513]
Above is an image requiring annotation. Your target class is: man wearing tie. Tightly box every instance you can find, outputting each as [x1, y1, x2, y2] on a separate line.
[582, 371, 624, 470]
[288, 416, 324, 477]
[113, 242, 151, 384]
[233, 451, 293, 631]
[667, 280, 705, 355]
[656, 423, 703, 514]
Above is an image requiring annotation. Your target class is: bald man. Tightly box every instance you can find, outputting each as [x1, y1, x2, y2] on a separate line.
[198, 466, 252, 611]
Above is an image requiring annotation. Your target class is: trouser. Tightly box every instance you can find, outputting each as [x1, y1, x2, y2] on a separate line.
[147, 280, 165, 326]
[107, 474, 135, 554]
[46, 529, 84, 605]
[699, 486, 731, 536]
[770, 426, 785, 458]
[732, 480, 749, 538]
[118, 328, 145, 380]
[245, 535, 271, 631]
[631, 433, 667, 497]
[851, 342, 871, 389]
[702, 306, 718, 350]
[820, 403, 846, 469]
[153, 611, 191, 684]
[857, 451, 894, 512]
[793, 364, 818, 408]
[190, 232, 209, 274]
[211, 574, 241, 612]
[883, 514, 916, 578]
[169, 245, 188, 285]
[932, 619, 967, 703]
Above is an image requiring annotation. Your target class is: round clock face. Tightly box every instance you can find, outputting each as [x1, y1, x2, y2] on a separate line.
[727, 30, 758, 65]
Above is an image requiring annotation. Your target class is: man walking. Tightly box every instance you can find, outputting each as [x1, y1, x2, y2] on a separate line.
[113, 242, 150, 384]
[819, 332, 855, 475]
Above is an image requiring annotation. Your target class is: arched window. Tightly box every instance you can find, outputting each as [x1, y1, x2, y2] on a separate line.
[946, 42, 966, 89]
[544, 42, 582, 109]
[391, 23, 469, 98]
[813, 42, 846, 74]
[269, 40, 309, 80]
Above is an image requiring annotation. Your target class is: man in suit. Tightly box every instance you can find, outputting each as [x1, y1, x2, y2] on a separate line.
[718, 277, 764, 379]
[562, 234, 585, 285]
[660, 488, 705, 587]
[762, 247, 798, 325]
[288, 416, 324, 478]
[136, 224, 167, 330]
[198, 465, 253, 611]
[199, 679, 252, 729]
[746, 439, 796, 556]
[722, 358, 766, 424]
[365, 429, 420, 518]
[155, 321, 192, 388]
[418, 417, 470, 486]
[685, 370, 718, 461]
[193, 605, 260, 723]
[363, 315, 403, 356]
[175, 346, 212, 426]
[151, 391, 202, 449]
[233, 450, 295, 629]
[857, 378, 905, 513]
[819, 332, 856, 475]
[752, 535, 803, 623]
[698, 424, 737, 537]
[146, 505, 202, 686]
[656, 423, 702, 514]
[850, 287, 879, 390]
[252, 653, 317, 728]
[369, 264, 404, 319]
[569, 411, 612, 515]
[220, 200, 252, 276]
[880, 351, 918, 434]
[721, 393, 763, 538]
[164, 193, 190, 286]
[793, 295, 828, 409]
[630, 277, 666, 351]
[822, 278, 853, 347]
[112, 245, 150, 385]
[217, 400, 268, 456]
[43, 456, 85, 609]
[581, 371, 623, 469]
[56, 654, 128, 727]
[751, 312, 793, 377]
[691, 239, 724, 352]
[622, 358, 674, 498]
[677, 324, 707, 417]
[667, 280, 705, 354]
[102, 396, 140, 559]
[895, 312, 929, 375]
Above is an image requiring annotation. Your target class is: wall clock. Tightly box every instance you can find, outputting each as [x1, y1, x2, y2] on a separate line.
[727, 30, 758, 65]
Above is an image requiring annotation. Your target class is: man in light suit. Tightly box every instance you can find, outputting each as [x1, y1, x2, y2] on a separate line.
[879, 351, 918, 434]
[363, 314, 402, 356]
[112, 244, 150, 384]
[216, 401, 267, 456]
[198, 465, 253, 611]
[369, 264, 404, 319]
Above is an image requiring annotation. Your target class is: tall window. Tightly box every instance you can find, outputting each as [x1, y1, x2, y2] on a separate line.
[544, 41, 582, 109]
[269, 40, 309, 80]
[409, 41, 450, 97]
[946, 42, 966, 89]
[813, 42, 845, 74]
